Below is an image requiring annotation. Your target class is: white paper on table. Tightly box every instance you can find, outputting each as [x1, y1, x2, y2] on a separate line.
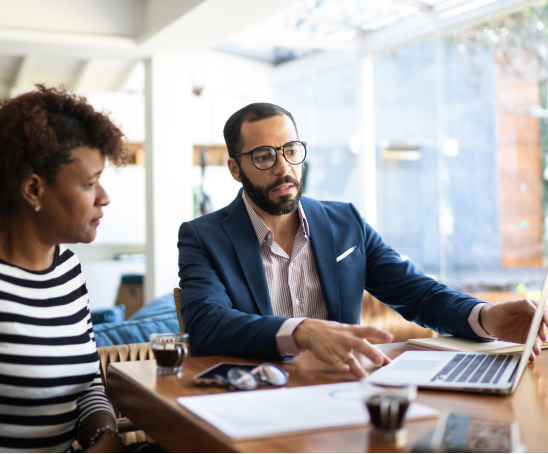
[177, 381, 438, 439]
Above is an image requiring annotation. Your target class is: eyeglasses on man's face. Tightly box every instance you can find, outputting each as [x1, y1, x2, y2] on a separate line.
[234, 141, 307, 170]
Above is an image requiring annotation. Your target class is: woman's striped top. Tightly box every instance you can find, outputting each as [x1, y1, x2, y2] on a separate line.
[0, 245, 115, 452]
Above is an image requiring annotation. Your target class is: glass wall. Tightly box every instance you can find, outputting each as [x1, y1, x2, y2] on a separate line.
[377, 4, 548, 294]
[277, 3, 548, 297]
[276, 63, 360, 208]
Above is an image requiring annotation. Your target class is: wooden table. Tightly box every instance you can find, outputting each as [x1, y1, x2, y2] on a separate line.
[107, 343, 548, 452]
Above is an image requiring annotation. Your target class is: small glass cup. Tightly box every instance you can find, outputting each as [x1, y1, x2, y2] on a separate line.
[150, 333, 189, 375]
[362, 380, 417, 448]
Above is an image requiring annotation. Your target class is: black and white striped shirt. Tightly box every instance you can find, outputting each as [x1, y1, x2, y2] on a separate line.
[0, 245, 115, 452]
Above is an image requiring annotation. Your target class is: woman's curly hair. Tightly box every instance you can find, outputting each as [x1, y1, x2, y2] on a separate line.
[0, 85, 129, 216]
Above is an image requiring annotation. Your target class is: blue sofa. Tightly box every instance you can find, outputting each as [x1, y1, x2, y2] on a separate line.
[92, 294, 180, 347]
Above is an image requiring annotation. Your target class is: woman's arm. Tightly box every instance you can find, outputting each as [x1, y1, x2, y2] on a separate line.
[79, 412, 123, 453]
[77, 372, 122, 452]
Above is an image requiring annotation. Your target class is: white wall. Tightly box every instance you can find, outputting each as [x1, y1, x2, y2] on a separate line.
[68, 91, 147, 308]
[186, 49, 275, 143]
[67, 49, 274, 307]
[186, 49, 275, 210]
[81, 259, 146, 311]
[94, 165, 146, 245]
[85, 91, 145, 142]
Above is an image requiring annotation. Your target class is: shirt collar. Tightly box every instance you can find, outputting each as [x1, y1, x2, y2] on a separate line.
[242, 191, 310, 246]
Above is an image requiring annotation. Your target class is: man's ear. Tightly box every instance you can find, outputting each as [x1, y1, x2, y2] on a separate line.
[20, 173, 45, 211]
[227, 158, 242, 183]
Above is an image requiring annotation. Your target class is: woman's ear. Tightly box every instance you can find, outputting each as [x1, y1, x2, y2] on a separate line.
[20, 173, 45, 211]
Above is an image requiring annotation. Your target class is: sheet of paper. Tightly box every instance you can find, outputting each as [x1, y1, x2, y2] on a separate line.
[177, 381, 438, 440]
[409, 336, 548, 353]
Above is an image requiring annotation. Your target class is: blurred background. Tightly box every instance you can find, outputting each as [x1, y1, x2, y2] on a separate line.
[1, 0, 547, 311]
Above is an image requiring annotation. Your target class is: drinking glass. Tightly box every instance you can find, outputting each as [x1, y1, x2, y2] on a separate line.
[362, 380, 417, 447]
[150, 333, 189, 375]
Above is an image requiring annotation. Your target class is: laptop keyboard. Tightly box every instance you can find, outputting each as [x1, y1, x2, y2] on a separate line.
[430, 353, 513, 385]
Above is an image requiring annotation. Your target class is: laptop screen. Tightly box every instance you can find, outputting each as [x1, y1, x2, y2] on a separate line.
[510, 268, 548, 393]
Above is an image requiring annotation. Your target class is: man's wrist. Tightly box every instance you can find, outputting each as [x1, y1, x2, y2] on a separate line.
[293, 318, 320, 350]
[468, 303, 495, 339]
[479, 304, 491, 335]
[277, 318, 307, 355]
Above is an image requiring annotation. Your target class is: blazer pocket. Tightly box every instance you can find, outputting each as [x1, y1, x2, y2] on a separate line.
[337, 245, 358, 263]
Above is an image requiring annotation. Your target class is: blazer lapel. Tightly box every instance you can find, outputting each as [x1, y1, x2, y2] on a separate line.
[221, 192, 273, 316]
[301, 197, 341, 322]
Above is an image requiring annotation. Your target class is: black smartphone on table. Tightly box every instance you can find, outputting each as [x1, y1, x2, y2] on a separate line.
[192, 362, 257, 386]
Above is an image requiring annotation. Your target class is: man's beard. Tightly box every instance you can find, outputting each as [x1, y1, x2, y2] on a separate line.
[239, 166, 304, 216]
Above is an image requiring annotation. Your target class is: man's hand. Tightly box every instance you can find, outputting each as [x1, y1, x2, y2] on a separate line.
[480, 299, 548, 361]
[293, 319, 393, 379]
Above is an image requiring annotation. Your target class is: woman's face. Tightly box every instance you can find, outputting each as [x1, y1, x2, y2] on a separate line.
[39, 146, 110, 244]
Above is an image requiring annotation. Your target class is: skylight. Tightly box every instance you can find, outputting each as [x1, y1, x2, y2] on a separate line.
[215, 0, 527, 65]
[215, 0, 448, 64]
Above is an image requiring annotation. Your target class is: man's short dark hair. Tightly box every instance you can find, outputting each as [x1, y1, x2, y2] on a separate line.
[223, 103, 298, 158]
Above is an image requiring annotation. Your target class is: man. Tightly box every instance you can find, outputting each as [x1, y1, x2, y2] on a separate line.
[177, 103, 548, 378]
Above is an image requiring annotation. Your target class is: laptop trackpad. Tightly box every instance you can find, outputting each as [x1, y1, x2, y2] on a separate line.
[368, 353, 450, 386]
[389, 360, 440, 371]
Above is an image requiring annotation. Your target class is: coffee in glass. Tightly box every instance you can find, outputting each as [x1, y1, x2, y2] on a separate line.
[150, 333, 189, 375]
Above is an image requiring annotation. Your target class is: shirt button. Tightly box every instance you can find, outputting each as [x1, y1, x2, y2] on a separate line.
[295, 299, 300, 305]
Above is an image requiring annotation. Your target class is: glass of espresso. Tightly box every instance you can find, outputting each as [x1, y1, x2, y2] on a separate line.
[362, 380, 417, 447]
[150, 333, 189, 375]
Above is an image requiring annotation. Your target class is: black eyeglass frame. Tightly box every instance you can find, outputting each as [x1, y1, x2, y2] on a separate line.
[233, 141, 307, 170]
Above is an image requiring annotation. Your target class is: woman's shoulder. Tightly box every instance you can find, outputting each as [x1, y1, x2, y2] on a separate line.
[0, 244, 82, 284]
[58, 244, 81, 266]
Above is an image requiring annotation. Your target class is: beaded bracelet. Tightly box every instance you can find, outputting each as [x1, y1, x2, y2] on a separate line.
[89, 424, 124, 447]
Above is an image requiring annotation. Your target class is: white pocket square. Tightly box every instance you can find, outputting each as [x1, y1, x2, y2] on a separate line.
[337, 245, 357, 262]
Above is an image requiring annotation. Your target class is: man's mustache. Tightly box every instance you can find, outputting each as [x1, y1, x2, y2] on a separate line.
[266, 175, 300, 193]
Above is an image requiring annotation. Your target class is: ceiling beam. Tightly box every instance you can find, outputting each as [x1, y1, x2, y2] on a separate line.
[112, 60, 140, 92]
[137, 0, 297, 54]
[0, 0, 298, 60]
[68, 60, 91, 91]
[0, 27, 138, 60]
[9, 55, 31, 91]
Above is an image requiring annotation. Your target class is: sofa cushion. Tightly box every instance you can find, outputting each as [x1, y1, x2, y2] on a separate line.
[129, 293, 176, 320]
[93, 294, 179, 347]
[93, 314, 180, 347]
[91, 305, 125, 325]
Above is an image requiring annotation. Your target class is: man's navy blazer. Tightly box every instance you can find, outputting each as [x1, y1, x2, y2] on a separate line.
[177, 190, 484, 359]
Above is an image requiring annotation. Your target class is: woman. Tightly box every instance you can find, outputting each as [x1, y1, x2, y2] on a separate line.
[0, 86, 129, 452]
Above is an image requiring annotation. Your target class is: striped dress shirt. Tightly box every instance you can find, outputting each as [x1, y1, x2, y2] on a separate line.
[242, 193, 327, 354]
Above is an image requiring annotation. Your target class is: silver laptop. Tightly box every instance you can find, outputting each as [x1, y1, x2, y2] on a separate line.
[367, 270, 548, 394]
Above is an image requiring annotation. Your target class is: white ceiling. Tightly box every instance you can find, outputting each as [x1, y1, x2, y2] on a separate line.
[0, 0, 295, 97]
[0, 0, 535, 98]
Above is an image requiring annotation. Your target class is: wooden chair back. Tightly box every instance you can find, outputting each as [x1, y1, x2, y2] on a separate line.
[361, 291, 437, 342]
[96, 342, 154, 445]
[173, 287, 185, 333]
